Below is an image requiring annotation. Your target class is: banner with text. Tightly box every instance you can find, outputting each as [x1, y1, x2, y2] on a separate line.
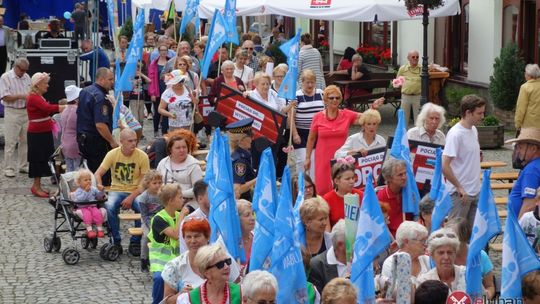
[331, 147, 387, 189]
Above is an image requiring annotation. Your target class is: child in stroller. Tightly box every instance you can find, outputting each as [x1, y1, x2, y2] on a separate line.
[71, 168, 106, 238]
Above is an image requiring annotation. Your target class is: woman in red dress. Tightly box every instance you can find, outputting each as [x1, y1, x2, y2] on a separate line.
[26, 73, 65, 197]
[304, 85, 384, 195]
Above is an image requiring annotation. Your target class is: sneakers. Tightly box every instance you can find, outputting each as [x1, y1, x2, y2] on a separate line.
[97, 230, 105, 238]
[141, 258, 149, 272]
[87, 230, 97, 239]
[4, 169, 15, 178]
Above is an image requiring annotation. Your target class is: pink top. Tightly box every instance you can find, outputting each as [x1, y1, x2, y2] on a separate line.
[310, 109, 358, 195]
[60, 105, 80, 159]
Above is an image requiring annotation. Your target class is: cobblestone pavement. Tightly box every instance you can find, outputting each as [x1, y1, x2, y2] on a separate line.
[0, 105, 514, 302]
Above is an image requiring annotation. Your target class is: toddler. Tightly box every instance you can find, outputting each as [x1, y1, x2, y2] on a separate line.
[71, 169, 106, 238]
[139, 170, 164, 272]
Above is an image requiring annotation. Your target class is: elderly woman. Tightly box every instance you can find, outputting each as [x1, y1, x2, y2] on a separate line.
[516, 64, 540, 130]
[407, 102, 446, 145]
[158, 70, 201, 131]
[321, 278, 357, 304]
[156, 132, 203, 211]
[176, 244, 242, 304]
[26, 72, 65, 197]
[244, 72, 286, 113]
[161, 218, 240, 304]
[322, 162, 364, 227]
[292, 69, 325, 174]
[209, 60, 246, 105]
[418, 194, 435, 232]
[381, 221, 430, 286]
[416, 228, 466, 292]
[305, 85, 384, 195]
[335, 109, 386, 158]
[271, 63, 288, 92]
[300, 197, 333, 257]
[298, 33, 325, 90]
[450, 219, 495, 300]
[242, 270, 278, 304]
[234, 50, 254, 89]
[331, 54, 371, 81]
[174, 55, 200, 92]
[376, 159, 410, 236]
[237, 199, 255, 265]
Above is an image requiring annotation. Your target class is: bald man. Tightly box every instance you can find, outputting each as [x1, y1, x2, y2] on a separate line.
[95, 128, 150, 254]
[397, 50, 422, 126]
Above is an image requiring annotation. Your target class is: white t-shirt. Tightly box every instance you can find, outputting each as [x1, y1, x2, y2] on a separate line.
[519, 208, 540, 247]
[442, 123, 481, 195]
[250, 89, 285, 113]
[161, 87, 193, 128]
[334, 132, 386, 158]
[381, 253, 431, 286]
[233, 65, 254, 87]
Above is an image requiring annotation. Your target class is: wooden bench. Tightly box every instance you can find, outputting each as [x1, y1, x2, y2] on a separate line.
[498, 210, 507, 218]
[494, 197, 507, 205]
[491, 183, 514, 190]
[119, 213, 142, 221]
[490, 172, 519, 182]
[193, 149, 209, 157]
[128, 227, 143, 236]
[334, 79, 401, 113]
[480, 161, 507, 169]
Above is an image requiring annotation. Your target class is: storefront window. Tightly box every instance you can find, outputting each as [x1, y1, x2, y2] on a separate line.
[503, 5, 519, 46]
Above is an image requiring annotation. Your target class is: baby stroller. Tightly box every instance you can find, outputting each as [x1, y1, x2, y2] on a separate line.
[43, 149, 121, 265]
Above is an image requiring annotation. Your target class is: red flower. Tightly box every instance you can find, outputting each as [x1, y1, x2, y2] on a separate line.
[169, 96, 176, 103]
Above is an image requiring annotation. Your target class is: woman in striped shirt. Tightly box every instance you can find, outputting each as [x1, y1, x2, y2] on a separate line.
[298, 33, 326, 90]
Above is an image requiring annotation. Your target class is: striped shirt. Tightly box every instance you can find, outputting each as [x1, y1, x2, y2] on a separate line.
[297, 45, 326, 90]
[0, 69, 31, 109]
[294, 88, 324, 130]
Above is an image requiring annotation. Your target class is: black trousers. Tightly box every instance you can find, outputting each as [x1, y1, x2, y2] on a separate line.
[0, 46, 7, 75]
[77, 133, 111, 186]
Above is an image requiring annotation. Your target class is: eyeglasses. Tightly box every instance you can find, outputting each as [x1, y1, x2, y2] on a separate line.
[411, 238, 428, 245]
[273, 75, 284, 78]
[16, 66, 28, 72]
[327, 96, 341, 100]
[244, 47, 254, 50]
[207, 257, 232, 270]
[411, 56, 419, 59]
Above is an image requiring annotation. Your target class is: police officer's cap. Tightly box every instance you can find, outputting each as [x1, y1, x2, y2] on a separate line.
[226, 118, 253, 135]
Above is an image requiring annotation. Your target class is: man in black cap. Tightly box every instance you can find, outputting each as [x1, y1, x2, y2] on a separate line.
[227, 118, 257, 200]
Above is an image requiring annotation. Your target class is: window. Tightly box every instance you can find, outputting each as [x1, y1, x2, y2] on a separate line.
[503, 5, 519, 46]
[363, 22, 390, 49]
[460, 3, 469, 73]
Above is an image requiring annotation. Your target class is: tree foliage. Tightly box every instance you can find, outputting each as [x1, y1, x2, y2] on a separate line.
[489, 43, 525, 111]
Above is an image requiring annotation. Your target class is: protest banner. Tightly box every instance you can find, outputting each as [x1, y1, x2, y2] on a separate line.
[344, 193, 360, 261]
[331, 147, 387, 189]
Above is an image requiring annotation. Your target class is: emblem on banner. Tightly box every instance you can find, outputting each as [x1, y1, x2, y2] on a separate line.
[310, 0, 331, 8]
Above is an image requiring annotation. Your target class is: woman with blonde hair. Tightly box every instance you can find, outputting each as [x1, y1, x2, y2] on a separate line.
[300, 197, 332, 257]
[236, 199, 255, 265]
[26, 72, 66, 197]
[321, 278, 357, 304]
[305, 85, 384, 195]
[244, 72, 285, 113]
[335, 109, 386, 158]
[234, 50, 254, 89]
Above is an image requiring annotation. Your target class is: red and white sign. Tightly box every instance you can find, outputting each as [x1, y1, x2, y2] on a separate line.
[331, 147, 387, 189]
[446, 291, 471, 304]
[310, 0, 332, 8]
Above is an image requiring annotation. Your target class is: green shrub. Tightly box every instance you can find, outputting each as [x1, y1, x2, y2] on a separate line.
[489, 43, 525, 111]
[445, 86, 478, 115]
[119, 19, 133, 41]
[481, 115, 500, 126]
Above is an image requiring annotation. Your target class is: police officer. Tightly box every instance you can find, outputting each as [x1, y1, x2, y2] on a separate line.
[77, 67, 117, 185]
[228, 118, 257, 200]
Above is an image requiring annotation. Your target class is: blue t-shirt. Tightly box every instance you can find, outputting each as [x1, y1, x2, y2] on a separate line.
[508, 157, 540, 217]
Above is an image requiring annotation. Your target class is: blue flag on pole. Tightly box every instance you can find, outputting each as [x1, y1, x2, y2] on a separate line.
[200, 10, 228, 80]
[501, 207, 540, 299]
[466, 169, 502, 299]
[429, 148, 453, 231]
[204, 129, 246, 263]
[350, 173, 392, 304]
[270, 166, 309, 304]
[293, 171, 306, 247]
[116, 10, 145, 92]
[223, 0, 239, 45]
[179, 0, 200, 37]
[249, 148, 278, 271]
[277, 29, 302, 100]
[112, 59, 123, 129]
[390, 109, 420, 215]
[106, 0, 116, 40]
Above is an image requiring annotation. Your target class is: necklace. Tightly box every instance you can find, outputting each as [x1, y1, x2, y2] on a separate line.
[201, 281, 229, 304]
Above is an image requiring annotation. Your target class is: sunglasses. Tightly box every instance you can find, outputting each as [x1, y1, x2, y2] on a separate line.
[244, 47, 254, 50]
[207, 257, 232, 270]
[327, 96, 340, 100]
[411, 56, 419, 59]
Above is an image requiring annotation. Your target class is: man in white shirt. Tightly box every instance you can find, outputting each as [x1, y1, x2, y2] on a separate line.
[442, 95, 486, 231]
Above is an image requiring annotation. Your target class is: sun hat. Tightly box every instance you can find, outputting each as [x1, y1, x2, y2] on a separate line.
[31, 72, 50, 87]
[505, 128, 540, 145]
[65, 85, 82, 102]
[165, 69, 188, 86]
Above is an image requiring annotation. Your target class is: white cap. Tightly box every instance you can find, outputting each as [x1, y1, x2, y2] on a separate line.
[65, 85, 82, 102]
[165, 69, 188, 86]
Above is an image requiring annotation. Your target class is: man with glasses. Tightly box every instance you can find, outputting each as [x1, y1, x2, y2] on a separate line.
[397, 50, 422, 126]
[242, 40, 260, 72]
[0, 58, 31, 177]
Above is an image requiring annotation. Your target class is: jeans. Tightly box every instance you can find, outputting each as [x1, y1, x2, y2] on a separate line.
[152, 101, 168, 135]
[105, 191, 142, 243]
[152, 271, 164, 304]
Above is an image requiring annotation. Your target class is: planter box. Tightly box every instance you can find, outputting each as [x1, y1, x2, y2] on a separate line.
[477, 125, 504, 149]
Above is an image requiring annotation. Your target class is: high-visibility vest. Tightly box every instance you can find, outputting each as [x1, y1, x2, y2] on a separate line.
[148, 209, 180, 273]
[188, 282, 241, 304]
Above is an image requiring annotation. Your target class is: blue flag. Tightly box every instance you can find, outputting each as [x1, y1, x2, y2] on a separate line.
[350, 173, 392, 304]
[200, 10, 228, 80]
[270, 166, 309, 304]
[501, 206, 540, 299]
[277, 29, 302, 100]
[179, 0, 200, 37]
[106, 0, 116, 40]
[249, 148, 278, 272]
[293, 171, 306, 247]
[429, 148, 452, 231]
[112, 59, 122, 130]
[117, 10, 145, 92]
[390, 109, 420, 215]
[204, 129, 246, 263]
[466, 169, 502, 299]
[223, 0, 239, 45]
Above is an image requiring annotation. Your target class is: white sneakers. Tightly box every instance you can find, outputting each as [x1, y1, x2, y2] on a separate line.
[4, 169, 15, 178]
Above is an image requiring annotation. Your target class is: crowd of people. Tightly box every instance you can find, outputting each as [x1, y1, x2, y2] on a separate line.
[2, 19, 540, 304]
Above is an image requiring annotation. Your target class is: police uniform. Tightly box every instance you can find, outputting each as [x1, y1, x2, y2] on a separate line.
[76, 83, 113, 184]
[228, 119, 256, 201]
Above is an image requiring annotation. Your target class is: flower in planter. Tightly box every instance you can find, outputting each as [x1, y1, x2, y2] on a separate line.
[356, 44, 391, 66]
[318, 39, 329, 53]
